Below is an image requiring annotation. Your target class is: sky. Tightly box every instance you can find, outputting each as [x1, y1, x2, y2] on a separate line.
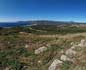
[0, 0, 86, 22]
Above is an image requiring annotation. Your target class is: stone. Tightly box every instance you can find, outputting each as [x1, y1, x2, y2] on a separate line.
[48, 59, 63, 70]
[70, 42, 74, 45]
[77, 39, 86, 47]
[25, 44, 29, 48]
[38, 60, 42, 64]
[65, 48, 77, 58]
[81, 39, 85, 45]
[35, 46, 47, 54]
[60, 55, 71, 61]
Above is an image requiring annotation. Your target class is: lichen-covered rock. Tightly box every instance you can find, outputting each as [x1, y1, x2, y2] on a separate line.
[48, 59, 63, 70]
[35, 46, 47, 54]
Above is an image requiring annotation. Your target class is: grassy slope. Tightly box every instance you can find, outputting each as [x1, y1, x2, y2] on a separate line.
[0, 25, 86, 70]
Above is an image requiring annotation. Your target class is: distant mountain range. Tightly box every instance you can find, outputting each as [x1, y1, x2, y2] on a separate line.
[0, 20, 86, 27]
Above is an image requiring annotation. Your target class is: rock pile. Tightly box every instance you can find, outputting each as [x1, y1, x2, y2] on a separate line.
[48, 39, 86, 70]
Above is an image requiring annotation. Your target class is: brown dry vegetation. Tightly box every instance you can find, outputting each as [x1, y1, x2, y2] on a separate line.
[0, 25, 86, 70]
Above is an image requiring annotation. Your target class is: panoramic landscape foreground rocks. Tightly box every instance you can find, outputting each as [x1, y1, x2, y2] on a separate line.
[33, 39, 86, 70]
[47, 39, 86, 70]
[1, 31, 86, 70]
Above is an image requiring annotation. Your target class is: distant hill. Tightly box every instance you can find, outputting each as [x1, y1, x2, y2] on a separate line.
[29, 20, 86, 25]
[0, 20, 86, 27]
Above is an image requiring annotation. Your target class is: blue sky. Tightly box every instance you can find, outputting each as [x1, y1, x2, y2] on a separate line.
[0, 0, 86, 22]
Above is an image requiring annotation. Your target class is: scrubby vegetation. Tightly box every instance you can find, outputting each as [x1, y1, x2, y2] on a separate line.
[0, 23, 86, 70]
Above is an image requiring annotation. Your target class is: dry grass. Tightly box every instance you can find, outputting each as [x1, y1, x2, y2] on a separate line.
[1, 32, 86, 70]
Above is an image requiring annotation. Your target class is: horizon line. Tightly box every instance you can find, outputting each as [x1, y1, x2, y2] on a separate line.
[0, 19, 86, 23]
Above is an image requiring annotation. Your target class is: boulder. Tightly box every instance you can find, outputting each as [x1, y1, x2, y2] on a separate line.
[65, 48, 77, 58]
[60, 55, 71, 61]
[48, 59, 63, 70]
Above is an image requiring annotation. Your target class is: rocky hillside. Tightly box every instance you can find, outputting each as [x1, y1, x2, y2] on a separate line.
[0, 23, 86, 70]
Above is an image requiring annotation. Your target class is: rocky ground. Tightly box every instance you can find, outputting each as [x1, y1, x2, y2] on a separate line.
[0, 28, 86, 70]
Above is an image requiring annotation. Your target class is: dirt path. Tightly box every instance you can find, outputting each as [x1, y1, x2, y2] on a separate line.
[38, 33, 86, 39]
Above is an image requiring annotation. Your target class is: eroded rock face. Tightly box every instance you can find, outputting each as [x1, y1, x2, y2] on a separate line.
[48, 59, 63, 70]
[35, 46, 47, 54]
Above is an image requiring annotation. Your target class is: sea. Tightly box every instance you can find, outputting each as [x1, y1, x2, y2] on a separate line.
[0, 22, 31, 27]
